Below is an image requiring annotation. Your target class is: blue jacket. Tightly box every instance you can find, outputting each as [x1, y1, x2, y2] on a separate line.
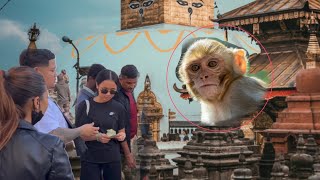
[75, 86, 96, 111]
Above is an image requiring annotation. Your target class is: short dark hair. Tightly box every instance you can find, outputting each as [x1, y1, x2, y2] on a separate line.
[87, 64, 106, 79]
[120, 64, 139, 79]
[19, 49, 55, 68]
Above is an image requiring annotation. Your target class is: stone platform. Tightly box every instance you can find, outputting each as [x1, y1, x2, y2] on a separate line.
[172, 126, 260, 180]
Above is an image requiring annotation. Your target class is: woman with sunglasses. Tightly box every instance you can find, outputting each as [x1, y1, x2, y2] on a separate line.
[76, 69, 131, 180]
[0, 66, 73, 180]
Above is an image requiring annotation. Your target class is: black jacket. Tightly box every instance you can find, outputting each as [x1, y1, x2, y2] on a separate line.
[0, 120, 74, 180]
[113, 88, 132, 149]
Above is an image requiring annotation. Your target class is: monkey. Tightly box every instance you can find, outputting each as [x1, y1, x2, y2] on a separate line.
[177, 38, 266, 126]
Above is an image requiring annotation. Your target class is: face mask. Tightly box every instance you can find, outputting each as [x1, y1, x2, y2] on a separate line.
[31, 98, 44, 125]
[31, 110, 44, 125]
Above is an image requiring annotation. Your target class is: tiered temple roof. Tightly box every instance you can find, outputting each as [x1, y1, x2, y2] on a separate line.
[214, 0, 320, 89]
[213, 0, 320, 25]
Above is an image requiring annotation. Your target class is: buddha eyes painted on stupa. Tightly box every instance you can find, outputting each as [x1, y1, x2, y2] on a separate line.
[129, 1, 140, 9]
[176, 0, 204, 8]
[176, 0, 204, 24]
[129, 0, 155, 19]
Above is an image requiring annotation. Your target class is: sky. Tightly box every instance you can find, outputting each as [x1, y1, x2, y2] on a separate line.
[0, 0, 256, 132]
[0, 0, 120, 69]
[0, 0, 253, 69]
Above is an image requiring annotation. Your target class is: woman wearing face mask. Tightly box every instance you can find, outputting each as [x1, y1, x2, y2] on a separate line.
[76, 69, 132, 180]
[0, 66, 74, 180]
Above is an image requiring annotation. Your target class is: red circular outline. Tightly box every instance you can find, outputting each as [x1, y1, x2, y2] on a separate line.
[165, 24, 274, 133]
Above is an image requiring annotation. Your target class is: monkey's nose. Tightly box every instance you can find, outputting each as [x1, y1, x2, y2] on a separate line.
[200, 75, 209, 80]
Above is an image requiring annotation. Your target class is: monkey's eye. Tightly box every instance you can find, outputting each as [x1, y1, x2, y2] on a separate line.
[190, 64, 200, 72]
[208, 61, 217, 68]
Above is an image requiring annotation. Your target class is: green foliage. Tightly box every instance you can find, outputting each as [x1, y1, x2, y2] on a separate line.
[247, 70, 270, 84]
[246, 61, 270, 84]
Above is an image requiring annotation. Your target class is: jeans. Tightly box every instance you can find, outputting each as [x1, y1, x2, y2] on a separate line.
[80, 161, 121, 180]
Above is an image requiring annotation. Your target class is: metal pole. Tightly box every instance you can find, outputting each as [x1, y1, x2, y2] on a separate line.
[70, 43, 80, 95]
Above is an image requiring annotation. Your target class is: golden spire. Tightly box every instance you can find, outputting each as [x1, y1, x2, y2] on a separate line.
[144, 74, 151, 91]
[27, 23, 40, 50]
[306, 12, 320, 69]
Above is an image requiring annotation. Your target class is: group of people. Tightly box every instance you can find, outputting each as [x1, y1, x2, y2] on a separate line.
[0, 48, 140, 180]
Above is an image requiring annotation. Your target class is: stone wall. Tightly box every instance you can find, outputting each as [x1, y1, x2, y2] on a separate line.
[121, 0, 214, 30]
[121, 0, 164, 30]
[164, 0, 214, 27]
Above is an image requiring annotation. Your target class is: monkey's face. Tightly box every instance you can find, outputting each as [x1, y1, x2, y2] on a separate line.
[186, 54, 227, 100]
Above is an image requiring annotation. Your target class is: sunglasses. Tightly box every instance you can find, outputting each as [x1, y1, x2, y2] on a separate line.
[100, 88, 117, 95]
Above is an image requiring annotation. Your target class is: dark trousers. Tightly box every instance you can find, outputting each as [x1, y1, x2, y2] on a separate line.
[80, 161, 121, 180]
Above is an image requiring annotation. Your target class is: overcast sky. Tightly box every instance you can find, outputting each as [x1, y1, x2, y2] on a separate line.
[0, 0, 254, 69]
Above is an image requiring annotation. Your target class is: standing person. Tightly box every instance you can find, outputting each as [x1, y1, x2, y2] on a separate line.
[19, 49, 99, 156]
[115, 65, 140, 148]
[0, 66, 74, 180]
[75, 64, 106, 109]
[76, 69, 134, 180]
[55, 74, 71, 110]
[80, 77, 87, 90]
[114, 65, 139, 176]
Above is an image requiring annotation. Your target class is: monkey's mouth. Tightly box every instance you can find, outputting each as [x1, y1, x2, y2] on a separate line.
[200, 84, 218, 88]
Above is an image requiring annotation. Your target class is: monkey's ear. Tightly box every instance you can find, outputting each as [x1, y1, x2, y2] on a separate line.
[233, 49, 247, 75]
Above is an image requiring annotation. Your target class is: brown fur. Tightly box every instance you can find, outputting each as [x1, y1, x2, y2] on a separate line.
[178, 39, 266, 125]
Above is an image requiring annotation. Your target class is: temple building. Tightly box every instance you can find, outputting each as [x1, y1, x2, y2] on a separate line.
[213, 0, 320, 151]
[266, 10, 320, 155]
[169, 120, 199, 135]
[136, 131, 176, 179]
[121, 0, 214, 30]
[137, 74, 163, 142]
[213, 0, 320, 96]
[172, 127, 260, 180]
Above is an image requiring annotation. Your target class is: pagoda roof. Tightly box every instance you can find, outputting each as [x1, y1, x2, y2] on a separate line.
[215, 0, 320, 23]
[249, 49, 306, 88]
